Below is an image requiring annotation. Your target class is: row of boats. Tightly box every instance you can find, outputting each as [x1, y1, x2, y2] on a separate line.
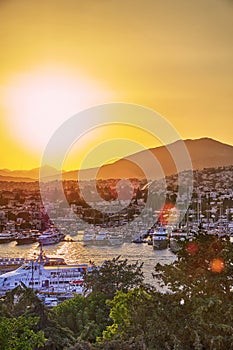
[0, 227, 66, 246]
[83, 229, 125, 246]
[131, 226, 190, 251]
[132, 225, 233, 252]
[81, 221, 233, 251]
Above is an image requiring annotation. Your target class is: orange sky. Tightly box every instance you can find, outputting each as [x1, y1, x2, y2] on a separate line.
[0, 0, 232, 170]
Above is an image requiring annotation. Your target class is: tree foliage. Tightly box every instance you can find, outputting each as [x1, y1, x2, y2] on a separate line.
[99, 286, 233, 349]
[0, 315, 46, 350]
[52, 292, 110, 342]
[97, 234, 233, 349]
[0, 236, 232, 349]
[83, 256, 144, 299]
[154, 233, 233, 299]
[0, 285, 74, 350]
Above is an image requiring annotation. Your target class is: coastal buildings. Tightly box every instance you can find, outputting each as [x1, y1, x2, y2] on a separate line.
[0, 165, 232, 235]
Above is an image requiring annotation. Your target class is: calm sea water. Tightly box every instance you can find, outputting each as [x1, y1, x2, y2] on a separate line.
[0, 233, 176, 285]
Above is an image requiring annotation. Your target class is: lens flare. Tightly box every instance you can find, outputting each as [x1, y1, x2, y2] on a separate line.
[158, 203, 179, 226]
[186, 242, 198, 255]
[210, 258, 225, 273]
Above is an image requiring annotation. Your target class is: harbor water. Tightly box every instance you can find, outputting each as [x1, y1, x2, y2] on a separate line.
[0, 232, 177, 285]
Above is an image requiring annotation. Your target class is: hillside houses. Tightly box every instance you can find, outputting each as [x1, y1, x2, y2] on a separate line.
[0, 165, 232, 232]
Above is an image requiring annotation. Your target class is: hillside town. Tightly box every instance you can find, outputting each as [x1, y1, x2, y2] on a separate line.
[0, 165, 232, 235]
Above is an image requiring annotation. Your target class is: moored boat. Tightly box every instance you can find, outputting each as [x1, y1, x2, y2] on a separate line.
[95, 230, 108, 245]
[169, 228, 194, 253]
[83, 230, 96, 245]
[0, 230, 17, 244]
[108, 232, 124, 246]
[0, 248, 91, 295]
[152, 226, 169, 250]
[16, 230, 40, 245]
[131, 236, 147, 244]
[38, 227, 65, 246]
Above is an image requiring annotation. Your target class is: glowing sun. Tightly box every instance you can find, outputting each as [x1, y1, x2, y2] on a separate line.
[3, 65, 112, 152]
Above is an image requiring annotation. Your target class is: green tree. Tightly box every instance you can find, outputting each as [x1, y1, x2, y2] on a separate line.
[102, 287, 152, 345]
[0, 315, 46, 350]
[0, 286, 74, 350]
[100, 286, 233, 349]
[154, 233, 233, 299]
[52, 257, 144, 345]
[52, 292, 110, 343]
[99, 235, 233, 349]
[83, 256, 144, 299]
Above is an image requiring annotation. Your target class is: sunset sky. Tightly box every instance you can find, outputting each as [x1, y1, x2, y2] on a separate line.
[0, 0, 232, 170]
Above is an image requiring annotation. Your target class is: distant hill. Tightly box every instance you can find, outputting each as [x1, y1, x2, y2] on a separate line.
[65, 138, 233, 180]
[0, 138, 233, 182]
[0, 168, 39, 179]
[0, 166, 58, 182]
[0, 174, 36, 182]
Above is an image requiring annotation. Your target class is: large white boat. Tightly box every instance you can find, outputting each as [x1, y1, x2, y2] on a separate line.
[169, 228, 193, 253]
[0, 248, 90, 295]
[152, 226, 169, 250]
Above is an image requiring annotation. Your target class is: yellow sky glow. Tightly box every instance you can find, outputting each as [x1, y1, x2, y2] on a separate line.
[2, 65, 113, 152]
[63, 124, 162, 171]
[0, 0, 232, 170]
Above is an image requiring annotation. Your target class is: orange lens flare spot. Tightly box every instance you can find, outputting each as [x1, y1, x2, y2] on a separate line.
[186, 242, 198, 255]
[158, 203, 178, 225]
[210, 258, 225, 273]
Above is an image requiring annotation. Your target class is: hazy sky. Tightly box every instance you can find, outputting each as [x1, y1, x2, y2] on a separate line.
[0, 0, 232, 170]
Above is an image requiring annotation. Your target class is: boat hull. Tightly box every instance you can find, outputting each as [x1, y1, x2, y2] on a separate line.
[0, 238, 15, 244]
[169, 238, 180, 253]
[153, 239, 169, 250]
[16, 237, 38, 245]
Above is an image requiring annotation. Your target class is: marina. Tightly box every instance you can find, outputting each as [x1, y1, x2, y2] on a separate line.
[0, 231, 177, 290]
[0, 225, 232, 296]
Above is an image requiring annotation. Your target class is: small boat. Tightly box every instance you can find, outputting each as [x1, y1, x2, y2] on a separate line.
[44, 296, 58, 307]
[38, 227, 65, 246]
[152, 226, 169, 250]
[16, 230, 40, 245]
[95, 231, 108, 245]
[0, 230, 17, 244]
[169, 228, 194, 253]
[131, 236, 147, 244]
[83, 230, 96, 245]
[108, 232, 123, 246]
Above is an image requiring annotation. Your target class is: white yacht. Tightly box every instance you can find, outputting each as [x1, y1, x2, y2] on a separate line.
[38, 227, 65, 246]
[0, 249, 90, 294]
[152, 226, 169, 250]
[83, 229, 96, 245]
[169, 228, 190, 253]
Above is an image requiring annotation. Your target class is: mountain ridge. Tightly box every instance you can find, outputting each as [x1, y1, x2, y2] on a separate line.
[1, 138, 233, 182]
